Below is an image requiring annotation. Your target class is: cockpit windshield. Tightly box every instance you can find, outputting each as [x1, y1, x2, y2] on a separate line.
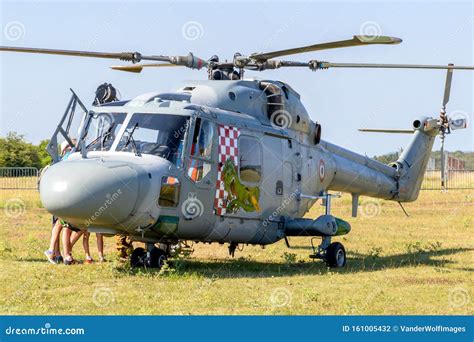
[116, 113, 189, 163]
[83, 112, 126, 152]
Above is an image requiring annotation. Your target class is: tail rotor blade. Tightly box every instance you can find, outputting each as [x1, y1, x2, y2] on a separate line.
[442, 64, 454, 107]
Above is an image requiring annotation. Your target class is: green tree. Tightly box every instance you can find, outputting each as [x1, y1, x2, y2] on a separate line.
[37, 139, 52, 168]
[373, 151, 399, 164]
[0, 132, 41, 168]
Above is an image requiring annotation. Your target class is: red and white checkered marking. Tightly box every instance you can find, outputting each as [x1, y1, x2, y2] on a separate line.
[214, 125, 240, 215]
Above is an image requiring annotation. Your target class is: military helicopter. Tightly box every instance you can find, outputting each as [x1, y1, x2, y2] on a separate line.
[1, 35, 472, 268]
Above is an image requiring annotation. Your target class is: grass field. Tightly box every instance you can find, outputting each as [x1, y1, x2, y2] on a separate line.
[0, 189, 472, 315]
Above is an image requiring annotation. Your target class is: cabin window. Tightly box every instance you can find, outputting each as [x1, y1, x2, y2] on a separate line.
[238, 136, 262, 184]
[158, 176, 180, 207]
[187, 118, 214, 182]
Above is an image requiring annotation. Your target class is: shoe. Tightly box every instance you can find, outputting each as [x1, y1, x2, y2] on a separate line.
[44, 250, 57, 264]
[98, 257, 106, 263]
[84, 258, 94, 264]
[63, 258, 76, 265]
[54, 255, 64, 264]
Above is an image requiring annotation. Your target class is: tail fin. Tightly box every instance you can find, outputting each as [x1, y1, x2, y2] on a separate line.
[394, 117, 439, 202]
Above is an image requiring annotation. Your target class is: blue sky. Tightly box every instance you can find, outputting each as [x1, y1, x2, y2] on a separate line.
[0, 0, 472, 156]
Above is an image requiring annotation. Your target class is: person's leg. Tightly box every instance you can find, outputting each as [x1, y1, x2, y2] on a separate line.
[48, 220, 62, 251]
[45, 220, 62, 264]
[62, 228, 74, 264]
[96, 233, 104, 261]
[83, 232, 92, 263]
[54, 238, 60, 255]
[53, 237, 63, 263]
[70, 231, 83, 247]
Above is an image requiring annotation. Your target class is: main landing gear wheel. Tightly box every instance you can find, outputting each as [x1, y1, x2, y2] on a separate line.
[147, 247, 167, 269]
[130, 247, 146, 268]
[325, 242, 346, 268]
[130, 247, 167, 269]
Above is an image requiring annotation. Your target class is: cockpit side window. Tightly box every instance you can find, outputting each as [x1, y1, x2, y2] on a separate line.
[187, 118, 214, 182]
[116, 113, 189, 164]
[84, 112, 126, 152]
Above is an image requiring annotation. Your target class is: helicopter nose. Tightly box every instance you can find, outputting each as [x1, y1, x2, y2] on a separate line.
[39, 160, 140, 227]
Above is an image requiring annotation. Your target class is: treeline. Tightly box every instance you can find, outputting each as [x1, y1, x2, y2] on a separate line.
[0, 132, 51, 169]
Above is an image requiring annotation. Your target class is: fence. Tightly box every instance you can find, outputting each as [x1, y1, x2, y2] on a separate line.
[1, 167, 473, 190]
[421, 169, 474, 190]
[0, 167, 39, 189]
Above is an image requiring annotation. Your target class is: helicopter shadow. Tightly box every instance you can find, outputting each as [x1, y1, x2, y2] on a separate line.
[116, 247, 472, 278]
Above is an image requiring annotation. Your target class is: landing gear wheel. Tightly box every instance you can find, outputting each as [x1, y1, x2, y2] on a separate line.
[147, 248, 167, 269]
[130, 247, 146, 268]
[325, 242, 346, 268]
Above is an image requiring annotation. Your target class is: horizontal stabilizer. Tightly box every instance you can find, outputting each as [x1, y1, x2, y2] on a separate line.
[358, 128, 415, 134]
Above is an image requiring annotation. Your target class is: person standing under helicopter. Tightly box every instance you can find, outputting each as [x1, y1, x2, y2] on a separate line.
[44, 140, 75, 264]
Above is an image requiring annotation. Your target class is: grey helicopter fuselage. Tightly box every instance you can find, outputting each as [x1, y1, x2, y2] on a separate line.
[39, 78, 435, 246]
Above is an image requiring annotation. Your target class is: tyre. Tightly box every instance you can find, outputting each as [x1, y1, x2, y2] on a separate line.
[147, 248, 167, 269]
[130, 247, 146, 268]
[325, 242, 346, 268]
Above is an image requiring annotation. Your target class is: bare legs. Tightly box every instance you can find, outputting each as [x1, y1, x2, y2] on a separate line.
[48, 220, 62, 255]
[62, 227, 73, 263]
[96, 233, 104, 261]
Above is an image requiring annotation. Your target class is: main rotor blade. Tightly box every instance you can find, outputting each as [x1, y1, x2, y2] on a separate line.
[358, 128, 414, 134]
[250, 35, 402, 61]
[310, 61, 474, 71]
[443, 64, 454, 107]
[0, 46, 147, 62]
[0, 46, 208, 69]
[110, 63, 179, 73]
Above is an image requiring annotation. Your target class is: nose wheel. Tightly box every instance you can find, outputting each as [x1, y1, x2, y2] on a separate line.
[309, 237, 347, 268]
[325, 242, 346, 268]
[130, 245, 167, 269]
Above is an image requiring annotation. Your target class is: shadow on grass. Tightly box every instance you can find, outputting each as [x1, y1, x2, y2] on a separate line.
[113, 247, 472, 278]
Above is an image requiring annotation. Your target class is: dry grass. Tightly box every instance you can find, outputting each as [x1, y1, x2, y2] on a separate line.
[0, 189, 472, 315]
